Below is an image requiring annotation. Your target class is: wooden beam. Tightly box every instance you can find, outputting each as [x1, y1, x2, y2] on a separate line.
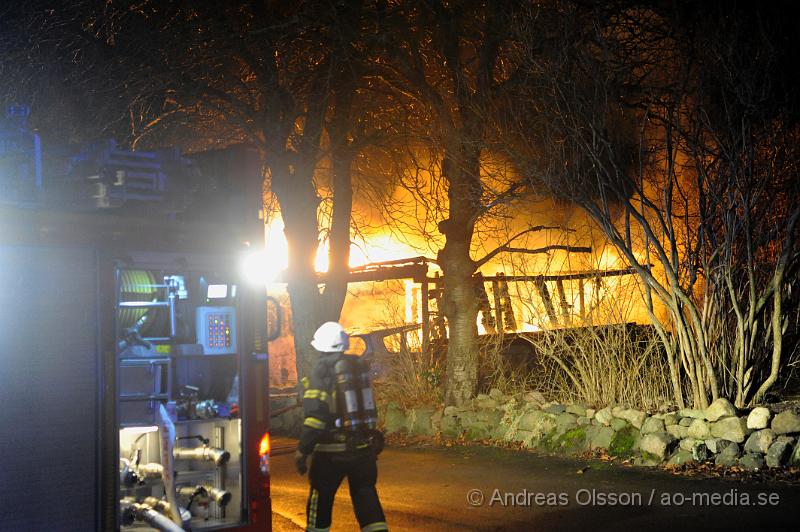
[491, 279, 504, 333]
[555, 279, 572, 325]
[421, 280, 430, 353]
[535, 279, 559, 325]
[478, 266, 637, 283]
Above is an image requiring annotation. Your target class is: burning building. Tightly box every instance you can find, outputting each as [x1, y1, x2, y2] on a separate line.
[262, 196, 652, 388]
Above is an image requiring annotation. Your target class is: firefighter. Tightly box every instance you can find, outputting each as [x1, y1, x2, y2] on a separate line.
[294, 321, 388, 532]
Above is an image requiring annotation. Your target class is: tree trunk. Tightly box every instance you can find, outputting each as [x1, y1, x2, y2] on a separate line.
[439, 143, 482, 406]
[320, 87, 356, 322]
[272, 166, 323, 380]
[440, 239, 480, 406]
[320, 149, 353, 322]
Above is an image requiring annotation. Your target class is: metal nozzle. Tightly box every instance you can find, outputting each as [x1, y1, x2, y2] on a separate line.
[174, 445, 230, 466]
[203, 485, 232, 507]
[120, 499, 185, 532]
[120, 461, 164, 486]
[143, 497, 192, 527]
[137, 462, 165, 479]
[178, 485, 208, 500]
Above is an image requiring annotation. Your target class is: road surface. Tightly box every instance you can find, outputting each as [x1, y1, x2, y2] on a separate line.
[270, 439, 799, 531]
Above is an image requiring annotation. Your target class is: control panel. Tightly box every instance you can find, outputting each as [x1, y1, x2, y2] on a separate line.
[196, 306, 237, 355]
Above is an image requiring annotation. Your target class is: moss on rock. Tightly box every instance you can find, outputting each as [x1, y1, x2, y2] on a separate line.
[554, 427, 588, 454]
[609, 426, 639, 458]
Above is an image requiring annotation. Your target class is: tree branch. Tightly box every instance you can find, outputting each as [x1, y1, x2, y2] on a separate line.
[473, 225, 579, 268]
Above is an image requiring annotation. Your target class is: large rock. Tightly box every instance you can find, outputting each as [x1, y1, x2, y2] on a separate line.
[491, 424, 509, 440]
[566, 404, 587, 417]
[518, 410, 545, 431]
[771, 410, 800, 435]
[431, 410, 443, 433]
[515, 429, 535, 448]
[692, 441, 711, 461]
[461, 417, 491, 440]
[609, 426, 640, 458]
[668, 449, 694, 465]
[489, 388, 505, 401]
[554, 413, 579, 437]
[705, 438, 736, 454]
[678, 408, 706, 420]
[715, 445, 740, 467]
[743, 429, 776, 454]
[523, 391, 546, 405]
[710, 416, 748, 442]
[667, 424, 689, 439]
[739, 453, 766, 471]
[440, 415, 461, 438]
[475, 394, 498, 410]
[543, 403, 567, 415]
[548, 426, 590, 454]
[617, 408, 647, 429]
[679, 438, 710, 461]
[747, 407, 772, 430]
[642, 417, 665, 435]
[705, 398, 737, 422]
[662, 412, 679, 427]
[587, 425, 615, 450]
[409, 408, 436, 436]
[687, 419, 712, 440]
[518, 411, 558, 440]
[791, 439, 800, 466]
[595, 407, 614, 426]
[640, 432, 676, 461]
[766, 436, 794, 468]
[384, 405, 407, 434]
[489, 408, 504, 427]
[610, 418, 630, 432]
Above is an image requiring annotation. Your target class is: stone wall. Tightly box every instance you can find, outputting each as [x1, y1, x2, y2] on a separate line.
[270, 394, 304, 436]
[380, 390, 800, 470]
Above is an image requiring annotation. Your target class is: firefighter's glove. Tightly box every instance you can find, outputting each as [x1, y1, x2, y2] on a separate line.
[369, 429, 385, 456]
[294, 450, 308, 475]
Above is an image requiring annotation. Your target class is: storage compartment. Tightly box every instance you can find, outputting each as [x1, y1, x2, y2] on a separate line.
[116, 262, 251, 530]
[120, 399, 158, 427]
[120, 358, 170, 398]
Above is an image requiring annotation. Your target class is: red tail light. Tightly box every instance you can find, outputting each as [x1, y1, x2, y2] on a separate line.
[258, 432, 270, 475]
[259, 433, 270, 456]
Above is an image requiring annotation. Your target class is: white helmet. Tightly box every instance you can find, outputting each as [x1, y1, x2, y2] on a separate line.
[310, 321, 350, 353]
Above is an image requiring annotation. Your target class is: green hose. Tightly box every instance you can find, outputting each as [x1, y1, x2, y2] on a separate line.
[118, 269, 158, 332]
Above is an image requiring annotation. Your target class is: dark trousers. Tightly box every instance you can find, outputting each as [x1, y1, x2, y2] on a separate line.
[305, 450, 387, 531]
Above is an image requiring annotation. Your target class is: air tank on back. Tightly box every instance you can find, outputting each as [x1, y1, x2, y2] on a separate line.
[334, 355, 377, 431]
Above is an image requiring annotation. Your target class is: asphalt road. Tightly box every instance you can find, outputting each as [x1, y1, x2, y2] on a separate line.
[270, 439, 800, 531]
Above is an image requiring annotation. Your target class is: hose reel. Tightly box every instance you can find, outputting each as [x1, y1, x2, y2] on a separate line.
[118, 269, 161, 333]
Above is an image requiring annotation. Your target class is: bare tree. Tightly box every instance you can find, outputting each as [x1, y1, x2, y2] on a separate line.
[513, 2, 800, 408]
[2, 1, 392, 378]
[371, 1, 578, 406]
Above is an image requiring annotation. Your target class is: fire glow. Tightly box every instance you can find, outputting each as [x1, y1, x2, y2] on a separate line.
[263, 218, 421, 278]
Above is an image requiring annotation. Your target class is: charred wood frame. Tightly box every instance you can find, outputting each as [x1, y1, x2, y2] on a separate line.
[316, 256, 638, 352]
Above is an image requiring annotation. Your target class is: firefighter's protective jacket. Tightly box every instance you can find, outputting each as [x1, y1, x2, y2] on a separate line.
[298, 352, 388, 531]
[298, 354, 339, 455]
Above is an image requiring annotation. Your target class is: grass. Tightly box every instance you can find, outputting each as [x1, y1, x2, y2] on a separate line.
[510, 324, 674, 411]
[375, 330, 445, 410]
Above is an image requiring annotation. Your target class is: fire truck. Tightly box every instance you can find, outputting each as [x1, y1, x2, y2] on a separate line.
[0, 106, 276, 531]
